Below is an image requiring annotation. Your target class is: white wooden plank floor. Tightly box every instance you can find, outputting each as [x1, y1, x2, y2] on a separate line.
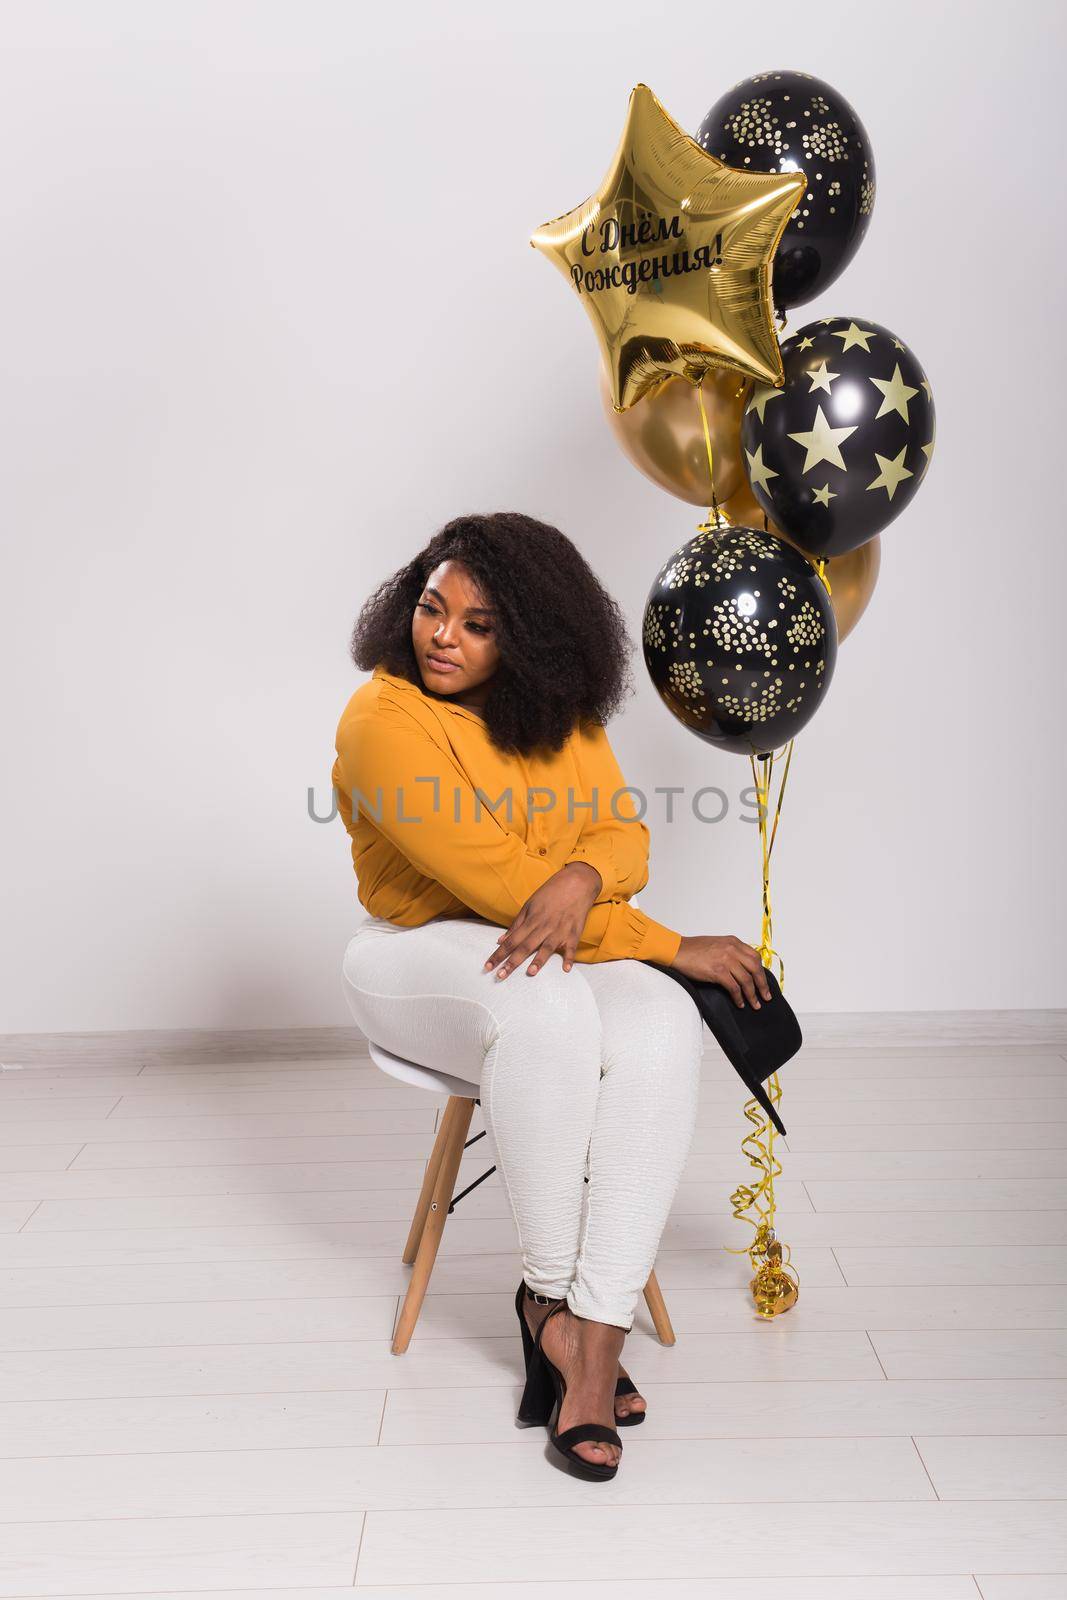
[0, 1035, 1065, 1598]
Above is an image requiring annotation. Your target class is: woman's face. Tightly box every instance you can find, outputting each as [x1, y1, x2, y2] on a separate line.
[412, 559, 501, 707]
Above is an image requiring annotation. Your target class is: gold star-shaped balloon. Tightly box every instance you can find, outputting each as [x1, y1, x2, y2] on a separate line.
[530, 84, 806, 410]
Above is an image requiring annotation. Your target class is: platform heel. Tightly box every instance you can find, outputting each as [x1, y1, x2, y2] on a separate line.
[514, 1280, 557, 1427]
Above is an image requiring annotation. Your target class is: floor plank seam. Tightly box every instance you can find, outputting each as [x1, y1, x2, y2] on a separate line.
[350, 1505, 367, 1585]
[910, 1435, 942, 1500]
[15, 1200, 42, 1233]
[864, 1330, 891, 1380]
[6, 1495, 1067, 1527]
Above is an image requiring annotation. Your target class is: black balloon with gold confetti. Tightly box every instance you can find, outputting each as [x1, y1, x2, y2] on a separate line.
[642, 522, 837, 756]
[739, 316, 935, 560]
[696, 70, 875, 309]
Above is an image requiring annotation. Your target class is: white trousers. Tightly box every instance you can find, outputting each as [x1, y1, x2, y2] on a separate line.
[340, 914, 703, 1331]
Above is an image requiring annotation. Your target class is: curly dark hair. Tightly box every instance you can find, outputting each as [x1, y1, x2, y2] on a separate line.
[348, 511, 636, 755]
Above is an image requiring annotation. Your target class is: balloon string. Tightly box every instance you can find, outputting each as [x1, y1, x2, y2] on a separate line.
[767, 736, 794, 862]
[695, 378, 723, 527]
[748, 747, 791, 985]
[815, 557, 833, 597]
[722, 741, 795, 1262]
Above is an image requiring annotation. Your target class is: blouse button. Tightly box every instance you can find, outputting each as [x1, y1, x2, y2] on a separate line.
[538, 846, 547, 855]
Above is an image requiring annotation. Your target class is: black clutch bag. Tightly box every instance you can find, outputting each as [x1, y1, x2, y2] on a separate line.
[641, 959, 802, 1136]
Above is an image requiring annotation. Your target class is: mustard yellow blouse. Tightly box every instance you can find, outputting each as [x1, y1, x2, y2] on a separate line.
[332, 665, 682, 966]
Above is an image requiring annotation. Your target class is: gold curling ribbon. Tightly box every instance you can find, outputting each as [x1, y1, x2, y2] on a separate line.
[815, 557, 832, 597]
[750, 744, 791, 984]
[721, 745, 800, 1317]
[693, 353, 800, 1316]
[694, 375, 721, 529]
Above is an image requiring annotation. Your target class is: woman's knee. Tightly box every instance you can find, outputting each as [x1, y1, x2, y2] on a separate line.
[483, 955, 601, 1055]
[596, 968, 704, 1085]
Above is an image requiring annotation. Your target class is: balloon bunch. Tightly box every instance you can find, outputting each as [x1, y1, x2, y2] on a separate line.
[532, 75, 935, 1314]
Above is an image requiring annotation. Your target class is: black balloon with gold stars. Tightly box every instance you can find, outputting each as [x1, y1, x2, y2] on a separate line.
[696, 70, 874, 310]
[740, 317, 935, 560]
[642, 523, 837, 756]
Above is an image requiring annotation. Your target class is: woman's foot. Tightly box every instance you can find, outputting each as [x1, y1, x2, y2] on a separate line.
[614, 1365, 647, 1421]
[522, 1295, 645, 1422]
[523, 1297, 628, 1467]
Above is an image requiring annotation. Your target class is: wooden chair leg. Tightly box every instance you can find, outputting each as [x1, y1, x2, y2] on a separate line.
[392, 1095, 476, 1355]
[643, 1267, 676, 1346]
[401, 1102, 455, 1264]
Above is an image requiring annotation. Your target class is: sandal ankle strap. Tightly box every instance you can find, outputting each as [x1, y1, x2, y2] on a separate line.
[525, 1285, 561, 1306]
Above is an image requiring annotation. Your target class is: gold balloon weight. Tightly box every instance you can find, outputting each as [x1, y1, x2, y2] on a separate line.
[750, 1225, 800, 1318]
[530, 83, 805, 409]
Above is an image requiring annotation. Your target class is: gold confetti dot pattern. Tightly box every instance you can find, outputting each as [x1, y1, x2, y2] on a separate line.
[786, 599, 826, 649]
[717, 680, 784, 725]
[711, 598, 778, 660]
[691, 524, 781, 579]
[667, 658, 706, 703]
[802, 120, 848, 162]
[644, 607, 668, 651]
[723, 96, 788, 156]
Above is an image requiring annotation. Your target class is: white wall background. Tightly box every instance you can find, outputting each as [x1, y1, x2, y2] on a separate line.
[2, 0, 1063, 1032]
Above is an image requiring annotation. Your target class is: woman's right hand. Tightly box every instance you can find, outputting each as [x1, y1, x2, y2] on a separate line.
[670, 934, 773, 1009]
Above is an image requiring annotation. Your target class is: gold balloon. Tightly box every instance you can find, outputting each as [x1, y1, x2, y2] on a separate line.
[598, 365, 752, 506]
[719, 480, 881, 644]
[531, 83, 805, 410]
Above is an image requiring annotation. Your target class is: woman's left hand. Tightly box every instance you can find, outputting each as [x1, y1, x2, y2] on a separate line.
[482, 861, 602, 978]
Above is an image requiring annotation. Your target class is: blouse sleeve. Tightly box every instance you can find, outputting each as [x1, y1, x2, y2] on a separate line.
[335, 697, 681, 966]
[561, 720, 653, 900]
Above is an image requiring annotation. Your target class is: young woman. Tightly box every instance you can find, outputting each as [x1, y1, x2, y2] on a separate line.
[332, 511, 771, 1480]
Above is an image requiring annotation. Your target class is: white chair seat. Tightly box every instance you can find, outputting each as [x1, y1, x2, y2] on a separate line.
[367, 1038, 480, 1100]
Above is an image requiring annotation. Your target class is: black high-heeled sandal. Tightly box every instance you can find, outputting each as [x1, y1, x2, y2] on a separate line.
[514, 1281, 646, 1428]
[532, 1296, 623, 1481]
[515, 1280, 557, 1427]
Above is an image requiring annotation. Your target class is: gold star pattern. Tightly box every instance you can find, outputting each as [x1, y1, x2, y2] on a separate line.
[745, 443, 779, 494]
[807, 360, 839, 395]
[920, 378, 932, 399]
[749, 384, 785, 424]
[787, 405, 858, 474]
[831, 321, 876, 353]
[796, 336, 815, 351]
[530, 84, 806, 409]
[867, 447, 913, 499]
[892, 339, 905, 350]
[811, 483, 836, 507]
[869, 363, 919, 422]
[921, 439, 935, 462]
